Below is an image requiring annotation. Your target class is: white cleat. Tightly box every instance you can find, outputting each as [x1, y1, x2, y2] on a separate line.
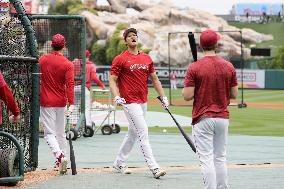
[113, 165, 132, 174]
[59, 158, 68, 175]
[151, 168, 166, 179]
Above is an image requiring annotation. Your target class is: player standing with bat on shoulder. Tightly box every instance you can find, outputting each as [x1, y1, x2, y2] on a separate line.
[39, 34, 75, 175]
[182, 29, 238, 189]
[109, 28, 168, 179]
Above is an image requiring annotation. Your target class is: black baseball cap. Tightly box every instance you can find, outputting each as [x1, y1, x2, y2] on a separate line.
[123, 28, 137, 40]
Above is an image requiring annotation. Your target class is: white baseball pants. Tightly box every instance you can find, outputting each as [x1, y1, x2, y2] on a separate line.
[113, 103, 159, 170]
[40, 106, 67, 158]
[192, 117, 229, 189]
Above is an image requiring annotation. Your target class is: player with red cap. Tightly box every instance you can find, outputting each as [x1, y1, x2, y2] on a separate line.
[182, 29, 238, 189]
[73, 49, 105, 128]
[109, 28, 168, 179]
[39, 33, 75, 174]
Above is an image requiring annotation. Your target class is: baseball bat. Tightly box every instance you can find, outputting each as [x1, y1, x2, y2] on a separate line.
[157, 96, 196, 153]
[66, 116, 77, 175]
[188, 32, 197, 62]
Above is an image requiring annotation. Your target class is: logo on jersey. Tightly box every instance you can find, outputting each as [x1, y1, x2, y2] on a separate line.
[129, 64, 149, 72]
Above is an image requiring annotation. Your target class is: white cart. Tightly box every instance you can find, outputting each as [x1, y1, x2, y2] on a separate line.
[90, 88, 120, 135]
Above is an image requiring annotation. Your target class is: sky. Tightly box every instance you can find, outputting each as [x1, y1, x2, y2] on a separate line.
[96, 0, 284, 15]
[169, 0, 284, 15]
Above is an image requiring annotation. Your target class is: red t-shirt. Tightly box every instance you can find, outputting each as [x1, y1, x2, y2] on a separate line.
[74, 59, 105, 90]
[110, 50, 155, 104]
[39, 52, 74, 107]
[184, 56, 238, 125]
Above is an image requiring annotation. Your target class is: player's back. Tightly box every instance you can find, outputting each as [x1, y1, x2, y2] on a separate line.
[190, 55, 236, 117]
[39, 52, 73, 107]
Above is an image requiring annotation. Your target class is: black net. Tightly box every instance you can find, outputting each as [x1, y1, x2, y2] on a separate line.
[0, 10, 38, 171]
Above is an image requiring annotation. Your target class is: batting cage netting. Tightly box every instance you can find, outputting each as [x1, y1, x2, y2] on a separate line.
[0, 0, 39, 180]
[31, 15, 87, 137]
[167, 30, 245, 106]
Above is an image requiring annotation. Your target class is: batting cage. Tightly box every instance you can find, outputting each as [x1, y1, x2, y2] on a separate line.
[0, 0, 39, 184]
[167, 30, 246, 107]
[30, 15, 87, 139]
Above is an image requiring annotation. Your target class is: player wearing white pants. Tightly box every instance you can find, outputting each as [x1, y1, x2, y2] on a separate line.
[182, 29, 238, 188]
[192, 118, 229, 189]
[40, 107, 67, 157]
[114, 103, 159, 170]
[109, 28, 169, 179]
[39, 34, 75, 174]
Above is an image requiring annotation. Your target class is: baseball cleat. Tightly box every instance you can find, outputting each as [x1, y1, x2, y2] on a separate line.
[151, 168, 166, 179]
[56, 153, 68, 175]
[113, 165, 132, 174]
[59, 158, 68, 175]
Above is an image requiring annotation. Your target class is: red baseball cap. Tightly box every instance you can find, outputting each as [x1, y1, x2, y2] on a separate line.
[86, 50, 91, 57]
[200, 29, 221, 48]
[51, 34, 65, 49]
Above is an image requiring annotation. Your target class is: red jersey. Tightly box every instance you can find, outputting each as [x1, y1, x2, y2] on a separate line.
[39, 51, 74, 107]
[184, 56, 238, 125]
[74, 59, 105, 90]
[110, 51, 155, 104]
[0, 72, 20, 124]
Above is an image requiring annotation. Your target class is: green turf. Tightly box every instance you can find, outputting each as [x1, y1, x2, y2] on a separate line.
[136, 88, 284, 137]
[228, 22, 284, 55]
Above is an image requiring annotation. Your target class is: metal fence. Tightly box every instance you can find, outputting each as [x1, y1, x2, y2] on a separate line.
[0, 0, 40, 178]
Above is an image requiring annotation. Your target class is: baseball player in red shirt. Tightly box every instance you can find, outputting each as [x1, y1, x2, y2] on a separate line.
[109, 28, 169, 179]
[73, 50, 105, 128]
[182, 29, 238, 189]
[0, 72, 20, 125]
[39, 34, 75, 174]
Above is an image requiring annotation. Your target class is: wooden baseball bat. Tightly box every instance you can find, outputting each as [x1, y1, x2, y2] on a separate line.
[188, 32, 198, 62]
[157, 96, 196, 153]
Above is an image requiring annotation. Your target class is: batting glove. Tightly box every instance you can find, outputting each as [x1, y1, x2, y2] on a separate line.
[65, 105, 75, 117]
[114, 96, 126, 105]
[160, 96, 169, 109]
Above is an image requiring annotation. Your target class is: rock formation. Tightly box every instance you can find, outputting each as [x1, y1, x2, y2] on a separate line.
[82, 0, 273, 66]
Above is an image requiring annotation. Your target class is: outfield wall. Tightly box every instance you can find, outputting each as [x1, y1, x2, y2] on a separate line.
[95, 66, 284, 90]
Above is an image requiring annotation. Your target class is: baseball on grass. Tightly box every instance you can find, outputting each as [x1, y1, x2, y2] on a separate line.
[162, 129, 167, 133]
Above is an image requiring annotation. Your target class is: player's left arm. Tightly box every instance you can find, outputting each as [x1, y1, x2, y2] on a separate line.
[91, 66, 105, 89]
[150, 72, 165, 97]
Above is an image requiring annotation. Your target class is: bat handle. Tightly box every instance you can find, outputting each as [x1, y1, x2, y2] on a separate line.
[157, 96, 169, 110]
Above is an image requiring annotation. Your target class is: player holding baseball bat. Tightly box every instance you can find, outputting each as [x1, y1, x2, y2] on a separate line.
[109, 28, 168, 179]
[183, 29, 238, 189]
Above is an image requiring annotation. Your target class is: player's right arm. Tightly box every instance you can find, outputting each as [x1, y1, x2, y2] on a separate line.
[230, 67, 238, 99]
[182, 64, 195, 101]
[109, 75, 119, 97]
[65, 62, 75, 106]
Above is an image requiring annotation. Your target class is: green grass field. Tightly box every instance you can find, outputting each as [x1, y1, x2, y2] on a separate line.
[121, 88, 284, 137]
